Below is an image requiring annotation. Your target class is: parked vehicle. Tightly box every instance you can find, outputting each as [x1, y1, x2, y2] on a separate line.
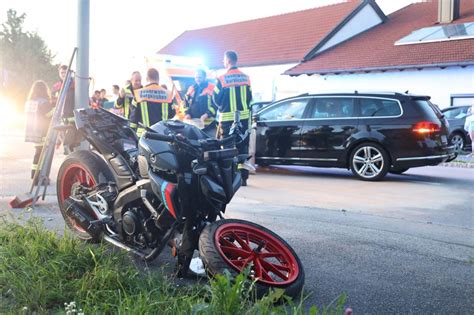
[251, 101, 272, 115]
[253, 92, 456, 181]
[440, 105, 472, 151]
[57, 108, 304, 297]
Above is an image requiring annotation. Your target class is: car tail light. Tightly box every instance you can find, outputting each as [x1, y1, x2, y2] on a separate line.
[412, 121, 441, 134]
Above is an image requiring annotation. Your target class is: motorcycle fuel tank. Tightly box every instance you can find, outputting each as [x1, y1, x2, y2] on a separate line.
[138, 120, 210, 172]
[139, 136, 178, 172]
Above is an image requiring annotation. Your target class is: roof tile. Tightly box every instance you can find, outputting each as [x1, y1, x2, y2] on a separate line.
[158, 1, 361, 68]
[286, 0, 474, 75]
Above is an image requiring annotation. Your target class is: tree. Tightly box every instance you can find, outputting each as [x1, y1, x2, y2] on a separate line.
[0, 9, 57, 107]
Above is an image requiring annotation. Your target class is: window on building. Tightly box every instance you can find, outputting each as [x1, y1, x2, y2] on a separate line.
[451, 94, 474, 107]
[395, 22, 474, 46]
[360, 98, 401, 117]
[259, 99, 308, 121]
[309, 98, 355, 118]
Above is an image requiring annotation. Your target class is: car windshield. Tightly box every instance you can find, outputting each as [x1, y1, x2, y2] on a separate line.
[442, 106, 470, 119]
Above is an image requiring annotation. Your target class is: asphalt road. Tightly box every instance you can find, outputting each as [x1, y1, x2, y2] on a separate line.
[229, 166, 473, 314]
[1, 130, 473, 314]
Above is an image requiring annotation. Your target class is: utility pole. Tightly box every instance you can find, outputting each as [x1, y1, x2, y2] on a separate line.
[75, 0, 90, 110]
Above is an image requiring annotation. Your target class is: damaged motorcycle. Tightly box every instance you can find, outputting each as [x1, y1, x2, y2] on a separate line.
[57, 108, 304, 297]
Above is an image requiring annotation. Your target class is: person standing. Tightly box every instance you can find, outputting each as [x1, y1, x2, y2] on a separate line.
[51, 65, 67, 106]
[90, 90, 100, 109]
[130, 68, 175, 137]
[464, 105, 474, 156]
[51, 64, 77, 153]
[51, 65, 75, 122]
[115, 71, 142, 119]
[184, 69, 216, 130]
[98, 88, 109, 107]
[24, 80, 54, 183]
[111, 84, 120, 101]
[213, 50, 252, 185]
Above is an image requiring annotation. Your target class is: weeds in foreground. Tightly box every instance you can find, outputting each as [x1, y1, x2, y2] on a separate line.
[0, 219, 347, 314]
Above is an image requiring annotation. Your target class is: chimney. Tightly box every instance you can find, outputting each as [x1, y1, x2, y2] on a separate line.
[438, 0, 460, 24]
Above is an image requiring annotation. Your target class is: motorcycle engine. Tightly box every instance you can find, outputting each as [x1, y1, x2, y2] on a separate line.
[121, 205, 162, 248]
[122, 211, 141, 235]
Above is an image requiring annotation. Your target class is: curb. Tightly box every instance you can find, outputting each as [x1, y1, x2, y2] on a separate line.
[439, 161, 474, 168]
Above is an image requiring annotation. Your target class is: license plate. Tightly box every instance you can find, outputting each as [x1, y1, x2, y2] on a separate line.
[441, 135, 447, 144]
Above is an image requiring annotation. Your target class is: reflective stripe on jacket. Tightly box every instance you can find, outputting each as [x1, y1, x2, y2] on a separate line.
[213, 67, 252, 122]
[129, 83, 176, 136]
[114, 84, 138, 119]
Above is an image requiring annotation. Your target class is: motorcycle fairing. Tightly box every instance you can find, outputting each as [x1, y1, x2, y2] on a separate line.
[161, 180, 178, 219]
[149, 171, 180, 220]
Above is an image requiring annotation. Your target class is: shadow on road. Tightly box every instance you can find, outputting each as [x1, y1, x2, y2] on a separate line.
[257, 165, 473, 187]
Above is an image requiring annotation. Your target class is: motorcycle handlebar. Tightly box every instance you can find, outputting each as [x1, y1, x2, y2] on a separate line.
[144, 125, 249, 158]
[143, 132, 174, 142]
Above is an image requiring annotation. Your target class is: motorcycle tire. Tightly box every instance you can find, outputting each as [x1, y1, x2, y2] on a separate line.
[57, 150, 114, 242]
[199, 219, 305, 299]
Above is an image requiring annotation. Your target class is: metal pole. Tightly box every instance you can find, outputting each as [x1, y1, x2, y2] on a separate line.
[76, 0, 89, 110]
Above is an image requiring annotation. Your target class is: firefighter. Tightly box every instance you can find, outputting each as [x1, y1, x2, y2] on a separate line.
[51, 64, 78, 153]
[130, 68, 175, 137]
[115, 71, 142, 119]
[24, 80, 54, 184]
[51, 65, 68, 105]
[213, 50, 252, 186]
[184, 69, 217, 130]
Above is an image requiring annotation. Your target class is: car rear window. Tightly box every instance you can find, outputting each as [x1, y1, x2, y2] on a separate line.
[412, 100, 442, 121]
[360, 98, 401, 117]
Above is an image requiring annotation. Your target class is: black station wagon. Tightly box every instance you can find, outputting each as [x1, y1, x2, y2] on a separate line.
[253, 92, 456, 181]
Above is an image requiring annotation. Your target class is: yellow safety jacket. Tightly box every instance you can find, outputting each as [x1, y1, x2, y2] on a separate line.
[114, 84, 140, 119]
[213, 67, 252, 122]
[130, 83, 176, 137]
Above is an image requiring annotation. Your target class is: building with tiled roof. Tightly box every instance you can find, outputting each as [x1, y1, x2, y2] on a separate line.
[157, 0, 473, 107]
[286, 0, 474, 75]
[285, 0, 474, 107]
[157, 0, 386, 101]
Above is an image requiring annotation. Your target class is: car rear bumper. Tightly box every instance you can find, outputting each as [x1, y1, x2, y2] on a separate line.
[393, 146, 457, 168]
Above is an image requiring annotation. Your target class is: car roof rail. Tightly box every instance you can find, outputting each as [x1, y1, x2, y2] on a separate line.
[297, 93, 309, 97]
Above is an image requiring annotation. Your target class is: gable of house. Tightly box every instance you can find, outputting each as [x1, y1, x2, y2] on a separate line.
[285, 0, 474, 76]
[157, 0, 386, 69]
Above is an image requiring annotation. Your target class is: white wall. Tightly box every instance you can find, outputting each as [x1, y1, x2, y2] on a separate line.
[273, 66, 474, 108]
[220, 64, 473, 108]
[318, 4, 383, 54]
[237, 63, 298, 102]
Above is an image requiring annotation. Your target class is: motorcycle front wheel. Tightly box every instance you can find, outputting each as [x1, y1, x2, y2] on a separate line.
[199, 219, 304, 298]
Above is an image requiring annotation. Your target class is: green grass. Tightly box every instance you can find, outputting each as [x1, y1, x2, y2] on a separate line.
[0, 219, 346, 314]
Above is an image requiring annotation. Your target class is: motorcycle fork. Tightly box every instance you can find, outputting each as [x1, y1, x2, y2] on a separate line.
[175, 172, 201, 277]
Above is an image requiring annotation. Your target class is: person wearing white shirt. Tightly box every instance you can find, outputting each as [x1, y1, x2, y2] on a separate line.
[464, 105, 474, 155]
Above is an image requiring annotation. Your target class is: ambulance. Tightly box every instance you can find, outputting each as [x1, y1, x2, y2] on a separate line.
[144, 54, 216, 120]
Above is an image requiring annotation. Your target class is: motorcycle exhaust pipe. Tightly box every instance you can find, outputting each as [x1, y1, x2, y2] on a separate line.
[102, 235, 146, 259]
[64, 197, 103, 239]
[64, 198, 156, 261]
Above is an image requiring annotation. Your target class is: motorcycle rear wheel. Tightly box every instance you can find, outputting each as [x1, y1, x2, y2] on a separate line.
[199, 219, 304, 299]
[57, 150, 114, 242]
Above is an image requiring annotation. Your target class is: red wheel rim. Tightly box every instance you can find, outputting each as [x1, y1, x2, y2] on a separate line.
[59, 164, 96, 232]
[215, 223, 299, 286]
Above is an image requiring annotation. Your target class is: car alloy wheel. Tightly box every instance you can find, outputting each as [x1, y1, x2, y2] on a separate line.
[351, 143, 389, 181]
[450, 134, 464, 152]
